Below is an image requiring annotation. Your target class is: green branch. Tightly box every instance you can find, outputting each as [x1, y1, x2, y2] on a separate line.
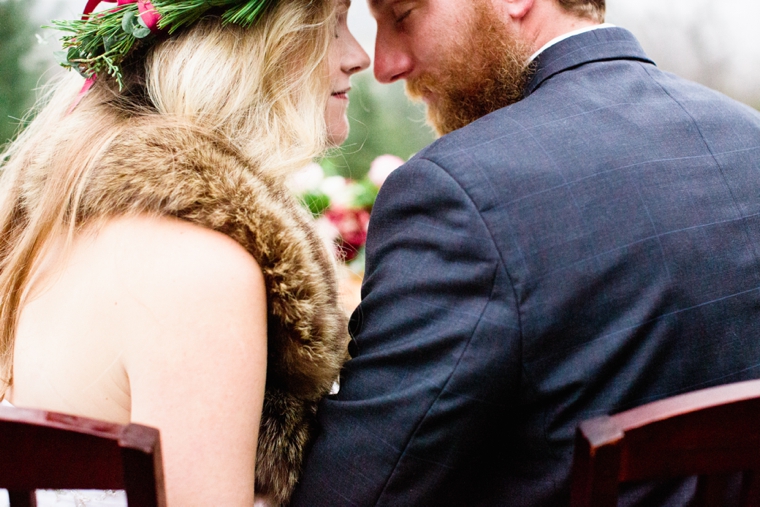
[49, 0, 277, 90]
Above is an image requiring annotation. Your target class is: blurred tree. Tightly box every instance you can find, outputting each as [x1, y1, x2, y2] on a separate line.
[324, 72, 435, 179]
[0, 0, 39, 148]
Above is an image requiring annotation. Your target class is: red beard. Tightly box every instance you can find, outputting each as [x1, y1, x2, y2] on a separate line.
[406, 3, 534, 136]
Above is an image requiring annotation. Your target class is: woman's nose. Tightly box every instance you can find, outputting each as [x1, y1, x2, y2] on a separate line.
[343, 32, 371, 75]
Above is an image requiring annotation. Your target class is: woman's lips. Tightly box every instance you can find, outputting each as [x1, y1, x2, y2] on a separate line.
[331, 89, 350, 100]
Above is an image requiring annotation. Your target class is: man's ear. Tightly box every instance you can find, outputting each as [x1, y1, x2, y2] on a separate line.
[491, 0, 535, 21]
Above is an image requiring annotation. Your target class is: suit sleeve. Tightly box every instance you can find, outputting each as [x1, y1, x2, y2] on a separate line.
[290, 157, 522, 506]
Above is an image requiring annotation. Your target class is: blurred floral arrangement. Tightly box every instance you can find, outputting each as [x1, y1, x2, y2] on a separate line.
[289, 155, 404, 270]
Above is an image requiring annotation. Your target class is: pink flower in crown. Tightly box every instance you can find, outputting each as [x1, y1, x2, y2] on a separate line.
[83, 0, 162, 32]
[368, 154, 404, 188]
[325, 208, 370, 261]
[136, 0, 161, 32]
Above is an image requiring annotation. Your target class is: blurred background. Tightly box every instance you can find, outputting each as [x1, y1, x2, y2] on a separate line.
[1, 0, 759, 178]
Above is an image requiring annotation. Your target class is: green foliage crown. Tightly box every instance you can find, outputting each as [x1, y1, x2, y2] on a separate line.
[51, 0, 278, 89]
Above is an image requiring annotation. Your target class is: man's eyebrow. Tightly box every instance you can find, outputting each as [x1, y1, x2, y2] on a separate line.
[369, 0, 384, 9]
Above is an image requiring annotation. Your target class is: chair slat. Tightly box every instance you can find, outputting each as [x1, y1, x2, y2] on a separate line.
[570, 379, 760, 507]
[694, 473, 733, 507]
[739, 470, 760, 506]
[569, 416, 623, 507]
[0, 406, 165, 507]
[121, 425, 166, 507]
[7, 490, 36, 507]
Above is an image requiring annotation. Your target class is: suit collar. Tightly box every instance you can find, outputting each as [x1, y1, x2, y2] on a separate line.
[524, 27, 655, 97]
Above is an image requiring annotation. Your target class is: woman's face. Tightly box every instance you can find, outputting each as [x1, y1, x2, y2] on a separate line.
[326, 0, 371, 146]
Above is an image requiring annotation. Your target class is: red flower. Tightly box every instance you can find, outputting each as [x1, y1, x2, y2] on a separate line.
[325, 208, 370, 261]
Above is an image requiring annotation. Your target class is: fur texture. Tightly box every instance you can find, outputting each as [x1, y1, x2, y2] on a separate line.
[71, 120, 349, 505]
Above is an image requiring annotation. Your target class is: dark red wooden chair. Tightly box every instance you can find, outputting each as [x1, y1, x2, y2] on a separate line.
[0, 404, 166, 507]
[570, 378, 760, 507]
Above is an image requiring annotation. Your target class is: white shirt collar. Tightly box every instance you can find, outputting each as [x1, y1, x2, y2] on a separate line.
[528, 23, 616, 63]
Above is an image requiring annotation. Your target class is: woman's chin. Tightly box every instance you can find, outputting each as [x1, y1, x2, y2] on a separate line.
[325, 108, 350, 147]
[327, 136, 347, 147]
[326, 126, 349, 147]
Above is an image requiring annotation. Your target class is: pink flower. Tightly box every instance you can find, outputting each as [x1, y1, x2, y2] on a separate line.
[314, 215, 341, 253]
[320, 176, 352, 208]
[368, 155, 404, 188]
[325, 208, 371, 261]
[288, 163, 325, 194]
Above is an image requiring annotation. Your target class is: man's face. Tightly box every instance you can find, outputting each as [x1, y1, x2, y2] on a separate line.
[370, 0, 533, 135]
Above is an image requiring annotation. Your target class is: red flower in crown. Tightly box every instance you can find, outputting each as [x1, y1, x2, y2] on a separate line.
[83, 0, 162, 31]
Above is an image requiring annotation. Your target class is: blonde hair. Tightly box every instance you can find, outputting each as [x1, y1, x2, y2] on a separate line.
[0, 0, 335, 396]
[557, 0, 605, 23]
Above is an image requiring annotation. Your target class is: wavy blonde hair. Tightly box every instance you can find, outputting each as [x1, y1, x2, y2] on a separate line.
[0, 0, 335, 396]
[557, 0, 605, 23]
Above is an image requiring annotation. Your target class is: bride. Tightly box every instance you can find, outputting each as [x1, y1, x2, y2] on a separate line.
[0, 0, 369, 505]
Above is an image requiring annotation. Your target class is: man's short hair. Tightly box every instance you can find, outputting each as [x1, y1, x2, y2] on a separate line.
[557, 0, 605, 23]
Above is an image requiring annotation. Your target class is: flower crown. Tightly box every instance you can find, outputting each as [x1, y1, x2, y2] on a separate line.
[51, 0, 280, 90]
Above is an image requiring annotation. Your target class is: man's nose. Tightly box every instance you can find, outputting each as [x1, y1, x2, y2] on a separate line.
[373, 35, 414, 84]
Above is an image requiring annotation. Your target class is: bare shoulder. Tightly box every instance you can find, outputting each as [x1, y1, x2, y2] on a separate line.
[88, 214, 268, 506]
[101, 213, 264, 292]
[84, 213, 268, 363]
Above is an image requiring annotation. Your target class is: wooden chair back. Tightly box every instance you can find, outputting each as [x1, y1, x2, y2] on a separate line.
[570, 379, 760, 507]
[0, 405, 166, 507]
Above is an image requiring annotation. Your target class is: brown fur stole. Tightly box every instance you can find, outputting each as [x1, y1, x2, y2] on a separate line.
[74, 120, 349, 505]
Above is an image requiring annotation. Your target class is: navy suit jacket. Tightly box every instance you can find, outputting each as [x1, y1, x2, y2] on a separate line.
[291, 28, 760, 506]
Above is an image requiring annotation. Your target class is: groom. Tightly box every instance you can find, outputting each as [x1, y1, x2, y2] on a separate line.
[292, 0, 760, 505]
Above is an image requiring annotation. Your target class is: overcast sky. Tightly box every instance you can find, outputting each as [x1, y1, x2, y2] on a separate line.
[33, 0, 760, 107]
